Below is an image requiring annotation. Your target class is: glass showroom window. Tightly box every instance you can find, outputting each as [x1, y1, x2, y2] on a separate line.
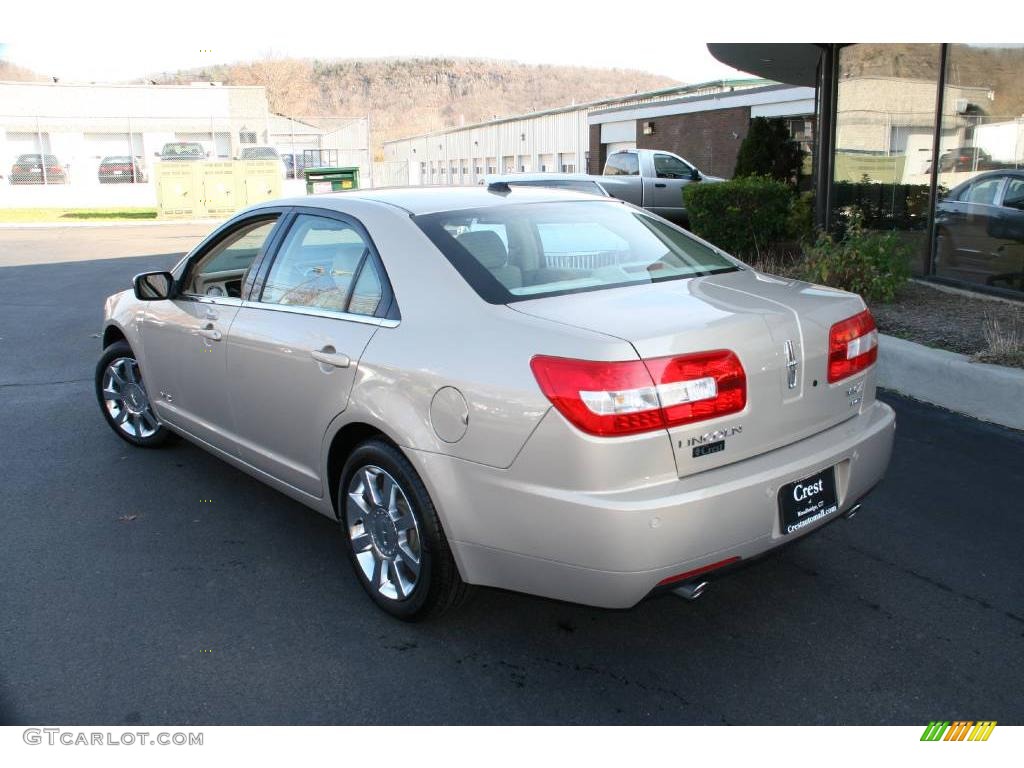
[933, 44, 1024, 295]
[833, 44, 941, 274]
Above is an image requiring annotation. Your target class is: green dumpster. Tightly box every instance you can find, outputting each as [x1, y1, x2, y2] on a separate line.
[304, 166, 360, 194]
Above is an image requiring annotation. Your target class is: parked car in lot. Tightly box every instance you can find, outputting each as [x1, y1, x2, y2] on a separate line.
[97, 156, 147, 184]
[156, 142, 208, 162]
[238, 145, 287, 178]
[935, 169, 1024, 291]
[480, 173, 611, 197]
[487, 149, 722, 225]
[97, 186, 894, 620]
[9, 153, 69, 184]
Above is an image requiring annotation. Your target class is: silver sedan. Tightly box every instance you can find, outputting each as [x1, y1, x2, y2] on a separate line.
[97, 186, 895, 620]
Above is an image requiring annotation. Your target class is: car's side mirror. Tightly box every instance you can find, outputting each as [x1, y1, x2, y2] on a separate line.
[133, 271, 174, 301]
[690, 167, 701, 181]
[153, 152, 160, 158]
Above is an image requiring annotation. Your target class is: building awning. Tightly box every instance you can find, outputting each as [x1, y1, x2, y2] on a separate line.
[707, 44, 824, 87]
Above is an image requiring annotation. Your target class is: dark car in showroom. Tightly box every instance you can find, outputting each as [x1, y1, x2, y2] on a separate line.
[9, 153, 69, 184]
[97, 156, 147, 184]
[935, 169, 1024, 291]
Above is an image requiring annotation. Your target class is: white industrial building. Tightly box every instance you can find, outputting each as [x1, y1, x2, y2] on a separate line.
[0, 81, 372, 190]
[0, 81, 272, 171]
[382, 79, 771, 187]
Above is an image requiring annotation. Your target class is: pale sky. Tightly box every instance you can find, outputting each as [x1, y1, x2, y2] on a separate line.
[0, 0, 1008, 84]
[1, 34, 740, 86]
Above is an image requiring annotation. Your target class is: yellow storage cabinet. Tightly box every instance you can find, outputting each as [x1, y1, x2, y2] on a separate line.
[155, 160, 283, 219]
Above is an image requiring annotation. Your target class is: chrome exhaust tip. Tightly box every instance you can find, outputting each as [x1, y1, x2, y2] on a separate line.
[845, 503, 861, 520]
[671, 580, 708, 601]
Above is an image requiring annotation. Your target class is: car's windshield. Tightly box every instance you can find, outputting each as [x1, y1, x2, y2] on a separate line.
[162, 143, 203, 157]
[101, 156, 132, 164]
[415, 201, 739, 303]
[241, 147, 277, 159]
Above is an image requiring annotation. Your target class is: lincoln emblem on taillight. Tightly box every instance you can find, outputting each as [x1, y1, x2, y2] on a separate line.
[784, 340, 798, 390]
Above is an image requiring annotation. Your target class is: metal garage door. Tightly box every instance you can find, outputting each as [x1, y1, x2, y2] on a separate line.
[4, 131, 51, 170]
[84, 132, 144, 159]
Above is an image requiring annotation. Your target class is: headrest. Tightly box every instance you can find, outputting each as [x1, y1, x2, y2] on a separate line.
[457, 230, 508, 269]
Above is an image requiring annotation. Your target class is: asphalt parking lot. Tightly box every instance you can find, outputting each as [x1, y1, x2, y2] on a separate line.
[1, 224, 1022, 725]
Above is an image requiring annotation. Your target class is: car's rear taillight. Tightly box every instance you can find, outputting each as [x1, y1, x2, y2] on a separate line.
[645, 350, 746, 428]
[828, 309, 878, 383]
[530, 350, 746, 437]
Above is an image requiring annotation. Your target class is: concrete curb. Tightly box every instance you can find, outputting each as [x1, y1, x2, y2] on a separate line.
[877, 333, 1024, 431]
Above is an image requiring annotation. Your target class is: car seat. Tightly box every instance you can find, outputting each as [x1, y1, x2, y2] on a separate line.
[457, 230, 523, 289]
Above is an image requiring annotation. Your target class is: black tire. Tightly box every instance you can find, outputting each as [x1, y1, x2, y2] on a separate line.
[338, 438, 471, 621]
[94, 340, 170, 448]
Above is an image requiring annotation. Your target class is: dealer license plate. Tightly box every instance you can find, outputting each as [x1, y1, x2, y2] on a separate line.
[778, 467, 839, 536]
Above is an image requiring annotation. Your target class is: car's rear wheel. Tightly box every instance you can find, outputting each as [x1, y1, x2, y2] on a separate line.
[339, 438, 470, 620]
[95, 340, 169, 448]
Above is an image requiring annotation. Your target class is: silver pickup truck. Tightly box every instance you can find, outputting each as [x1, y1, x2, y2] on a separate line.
[484, 148, 722, 226]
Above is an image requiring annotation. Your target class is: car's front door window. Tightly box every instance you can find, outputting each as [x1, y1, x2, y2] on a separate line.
[183, 218, 279, 298]
[654, 154, 692, 179]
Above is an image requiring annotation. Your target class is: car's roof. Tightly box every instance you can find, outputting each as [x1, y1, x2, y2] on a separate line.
[948, 168, 1024, 190]
[255, 185, 621, 216]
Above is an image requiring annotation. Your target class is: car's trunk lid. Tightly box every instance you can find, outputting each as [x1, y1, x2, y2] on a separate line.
[511, 269, 871, 477]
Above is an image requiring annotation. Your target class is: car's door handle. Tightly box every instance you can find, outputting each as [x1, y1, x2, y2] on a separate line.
[654, 182, 667, 188]
[312, 347, 351, 368]
[199, 326, 222, 342]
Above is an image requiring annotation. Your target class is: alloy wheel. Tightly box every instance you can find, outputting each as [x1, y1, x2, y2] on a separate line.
[101, 356, 160, 439]
[345, 465, 422, 600]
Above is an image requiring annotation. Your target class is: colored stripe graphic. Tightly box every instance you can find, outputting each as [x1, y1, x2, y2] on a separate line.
[921, 721, 949, 741]
[968, 721, 997, 741]
[944, 721, 972, 741]
[920, 720, 996, 742]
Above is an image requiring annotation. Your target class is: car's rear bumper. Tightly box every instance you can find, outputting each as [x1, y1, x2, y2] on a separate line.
[412, 400, 895, 609]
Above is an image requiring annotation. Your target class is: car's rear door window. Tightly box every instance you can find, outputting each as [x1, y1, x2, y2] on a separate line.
[1001, 178, 1024, 210]
[258, 213, 390, 317]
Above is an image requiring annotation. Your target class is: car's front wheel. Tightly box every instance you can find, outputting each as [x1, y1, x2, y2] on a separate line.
[95, 340, 169, 448]
[339, 439, 470, 620]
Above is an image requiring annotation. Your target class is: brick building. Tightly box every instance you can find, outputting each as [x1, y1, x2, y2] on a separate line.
[586, 84, 815, 178]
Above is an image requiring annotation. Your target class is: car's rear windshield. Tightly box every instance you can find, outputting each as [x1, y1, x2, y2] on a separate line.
[16, 154, 58, 164]
[241, 147, 277, 158]
[414, 201, 739, 303]
[101, 156, 132, 164]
